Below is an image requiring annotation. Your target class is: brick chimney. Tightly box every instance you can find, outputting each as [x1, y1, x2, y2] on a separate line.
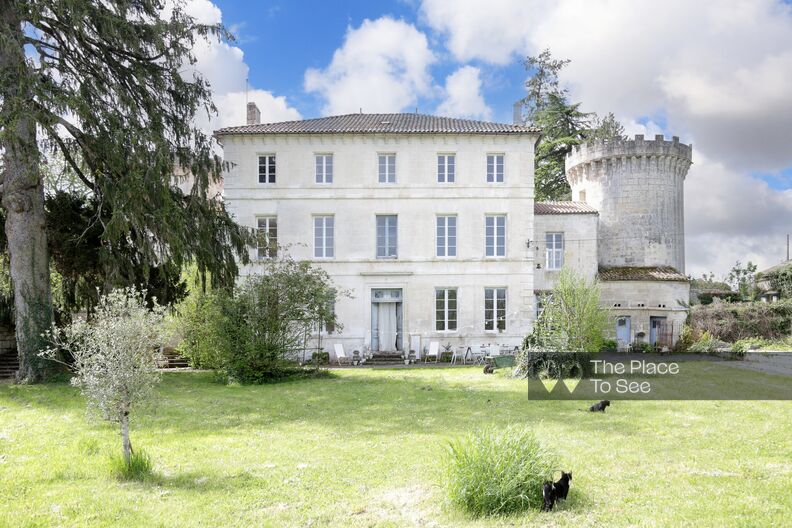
[512, 100, 523, 125]
[246, 102, 261, 125]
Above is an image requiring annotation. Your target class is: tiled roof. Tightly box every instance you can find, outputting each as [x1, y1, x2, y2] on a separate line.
[598, 266, 688, 282]
[534, 201, 598, 215]
[214, 113, 539, 136]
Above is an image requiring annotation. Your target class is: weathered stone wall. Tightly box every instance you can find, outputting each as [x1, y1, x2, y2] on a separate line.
[600, 280, 690, 343]
[534, 212, 598, 291]
[566, 135, 692, 273]
[222, 132, 538, 354]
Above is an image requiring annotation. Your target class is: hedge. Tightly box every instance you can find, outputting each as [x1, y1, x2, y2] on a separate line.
[689, 299, 792, 342]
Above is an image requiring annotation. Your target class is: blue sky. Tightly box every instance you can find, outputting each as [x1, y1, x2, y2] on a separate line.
[195, 0, 792, 276]
[213, 0, 525, 123]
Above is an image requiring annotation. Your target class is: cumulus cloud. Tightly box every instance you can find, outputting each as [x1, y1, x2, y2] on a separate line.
[421, 0, 792, 275]
[304, 17, 436, 115]
[180, 0, 300, 130]
[436, 66, 492, 120]
[685, 155, 792, 277]
[421, 0, 792, 171]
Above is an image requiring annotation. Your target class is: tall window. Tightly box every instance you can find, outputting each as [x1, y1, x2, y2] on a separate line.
[321, 301, 336, 334]
[258, 155, 276, 184]
[256, 217, 277, 259]
[378, 154, 396, 183]
[437, 154, 455, 183]
[436, 215, 457, 257]
[487, 154, 504, 183]
[485, 215, 506, 257]
[546, 233, 564, 269]
[315, 154, 333, 183]
[376, 215, 397, 258]
[484, 288, 506, 331]
[314, 216, 334, 258]
[435, 288, 458, 331]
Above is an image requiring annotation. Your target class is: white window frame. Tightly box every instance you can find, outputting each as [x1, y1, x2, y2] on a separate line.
[436, 215, 457, 258]
[320, 300, 336, 334]
[546, 232, 564, 270]
[486, 153, 504, 183]
[258, 154, 276, 184]
[484, 287, 507, 332]
[378, 153, 396, 183]
[437, 153, 456, 183]
[435, 288, 458, 332]
[256, 216, 277, 259]
[376, 215, 398, 259]
[315, 153, 333, 184]
[313, 215, 334, 259]
[485, 215, 506, 257]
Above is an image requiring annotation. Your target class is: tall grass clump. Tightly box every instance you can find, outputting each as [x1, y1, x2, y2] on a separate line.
[109, 449, 154, 481]
[444, 426, 558, 517]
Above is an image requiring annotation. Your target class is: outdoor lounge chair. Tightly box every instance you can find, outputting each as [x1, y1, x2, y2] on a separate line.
[333, 343, 351, 366]
[425, 341, 440, 363]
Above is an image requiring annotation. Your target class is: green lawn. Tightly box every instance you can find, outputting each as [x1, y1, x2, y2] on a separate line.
[1, 364, 790, 527]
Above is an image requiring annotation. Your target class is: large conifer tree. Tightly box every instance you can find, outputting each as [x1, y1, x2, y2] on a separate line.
[0, 1, 250, 382]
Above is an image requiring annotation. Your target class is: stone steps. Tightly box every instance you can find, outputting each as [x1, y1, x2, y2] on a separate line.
[0, 351, 19, 379]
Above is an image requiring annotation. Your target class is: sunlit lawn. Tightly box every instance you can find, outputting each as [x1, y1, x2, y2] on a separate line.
[1, 364, 790, 527]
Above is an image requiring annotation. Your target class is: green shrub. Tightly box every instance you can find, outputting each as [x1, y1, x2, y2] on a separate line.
[689, 299, 792, 342]
[445, 426, 558, 517]
[632, 342, 652, 354]
[688, 331, 728, 355]
[600, 339, 617, 352]
[673, 325, 696, 353]
[513, 349, 595, 379]
[175, 254, 346, 383]
[109, 449, 154, 481]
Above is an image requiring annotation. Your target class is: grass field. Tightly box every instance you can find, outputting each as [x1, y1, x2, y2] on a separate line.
[1, 364, 790, 527]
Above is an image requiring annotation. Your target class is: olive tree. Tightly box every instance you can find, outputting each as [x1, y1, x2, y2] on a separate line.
[42, 287, 167, 465]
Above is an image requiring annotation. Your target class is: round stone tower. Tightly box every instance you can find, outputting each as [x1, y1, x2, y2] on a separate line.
[565, 134, 692, 273]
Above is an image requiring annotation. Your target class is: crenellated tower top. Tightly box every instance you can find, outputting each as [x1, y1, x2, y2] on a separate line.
[566, 134, 692, 175]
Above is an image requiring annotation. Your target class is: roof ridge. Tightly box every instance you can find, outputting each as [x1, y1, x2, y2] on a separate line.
[214, 112, 539, 136]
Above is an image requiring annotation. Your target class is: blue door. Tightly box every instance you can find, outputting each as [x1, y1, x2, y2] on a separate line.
[616, 316, 631, 349]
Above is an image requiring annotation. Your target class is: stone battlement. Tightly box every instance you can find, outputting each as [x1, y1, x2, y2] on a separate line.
[566, 134, 692, 171]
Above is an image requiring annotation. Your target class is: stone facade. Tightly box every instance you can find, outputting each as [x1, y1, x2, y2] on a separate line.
[219, 120, 538, 356]
[218, 110, 693, 355]
[566, 135, 691, 273]
[565, 135, 693, 347]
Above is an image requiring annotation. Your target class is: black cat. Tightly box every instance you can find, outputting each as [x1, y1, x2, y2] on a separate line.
[542, 481, 556, 511]
[554, 471, 572, 501]
[589, 400, 611, 412]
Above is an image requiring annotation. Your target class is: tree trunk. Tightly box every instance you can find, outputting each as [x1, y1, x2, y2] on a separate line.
[120, 411, 132, 465]
[0, 3, 54, 383]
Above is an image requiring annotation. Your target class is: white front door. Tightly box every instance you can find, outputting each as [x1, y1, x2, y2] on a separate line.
[371, 289, 403, 352]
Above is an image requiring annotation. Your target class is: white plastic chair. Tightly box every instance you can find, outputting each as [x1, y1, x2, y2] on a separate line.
[451, 346, 467, 365]
[333, 343, 350, 366]
[425, 342, 440, 363]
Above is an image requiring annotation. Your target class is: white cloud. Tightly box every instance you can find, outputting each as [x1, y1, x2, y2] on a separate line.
[420, 0, 539, 65]
[421, 0, 792, 275]
[685, 154, 792, 277]
[421, 0, 792, 171]
[212, 90, 301, 129]
[304, 17, 436, 115]
[436, 66, 492, 120]
[180, 0, 300, 130]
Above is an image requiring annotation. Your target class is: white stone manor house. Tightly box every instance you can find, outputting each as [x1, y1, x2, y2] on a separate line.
[215, 104, 692, 358]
